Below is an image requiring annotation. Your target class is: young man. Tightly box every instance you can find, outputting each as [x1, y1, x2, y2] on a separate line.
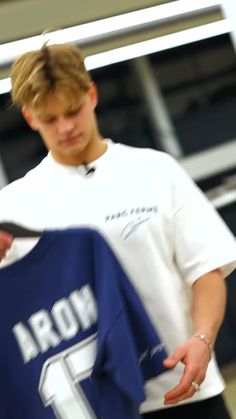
[0, 43, 236, 419]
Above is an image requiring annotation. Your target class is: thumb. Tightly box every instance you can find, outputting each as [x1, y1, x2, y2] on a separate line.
[163, 347, 185, 369]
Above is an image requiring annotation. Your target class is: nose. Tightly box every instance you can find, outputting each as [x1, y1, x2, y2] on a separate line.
[57, 117, 75, 135]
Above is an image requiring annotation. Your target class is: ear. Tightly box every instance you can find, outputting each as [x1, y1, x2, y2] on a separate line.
[21, 106, 39, 131]
[89, 81, 98, 109]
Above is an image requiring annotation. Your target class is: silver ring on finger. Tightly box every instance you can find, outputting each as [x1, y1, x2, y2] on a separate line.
[191, 381, 201, 392]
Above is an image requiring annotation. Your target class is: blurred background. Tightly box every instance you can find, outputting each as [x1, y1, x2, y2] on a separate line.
[0, 0, 236, 416]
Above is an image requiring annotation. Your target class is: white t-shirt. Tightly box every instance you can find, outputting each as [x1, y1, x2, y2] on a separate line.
[0, 140, 236, 412]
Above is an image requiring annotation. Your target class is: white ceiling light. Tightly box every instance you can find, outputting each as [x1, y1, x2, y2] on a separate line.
[0, 19, 231, 95]
[0, 0, 222, 67]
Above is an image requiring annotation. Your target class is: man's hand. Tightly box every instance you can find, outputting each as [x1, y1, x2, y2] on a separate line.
[0, 231, 14, 260]
[163, 335, 211, 405]
[163, 269, 226, 405]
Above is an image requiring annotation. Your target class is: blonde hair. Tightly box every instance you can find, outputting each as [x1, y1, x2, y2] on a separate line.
[10, 43, 91, 109]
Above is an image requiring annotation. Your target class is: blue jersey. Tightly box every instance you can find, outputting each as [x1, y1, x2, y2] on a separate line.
[0, 228, 167, 419]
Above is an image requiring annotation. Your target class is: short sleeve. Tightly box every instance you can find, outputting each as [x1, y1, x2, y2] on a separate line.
[169, 156, 236, 284]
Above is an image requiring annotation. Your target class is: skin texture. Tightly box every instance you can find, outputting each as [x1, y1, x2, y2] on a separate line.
[163, 268, 226, 404]
[0, 232, 14, 259]
[22, 82, 106, 166]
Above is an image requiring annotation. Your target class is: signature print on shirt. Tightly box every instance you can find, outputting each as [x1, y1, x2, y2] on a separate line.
[105, 206, 158, 239]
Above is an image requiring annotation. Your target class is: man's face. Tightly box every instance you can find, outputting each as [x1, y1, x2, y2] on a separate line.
[22, 82, 100, 165]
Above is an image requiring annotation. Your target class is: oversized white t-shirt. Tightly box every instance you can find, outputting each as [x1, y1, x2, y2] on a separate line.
[0, 140, 236, 412]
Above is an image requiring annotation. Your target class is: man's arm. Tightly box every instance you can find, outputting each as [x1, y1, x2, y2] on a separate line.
[163, 268, 226, 405]
[0, 231, 14, 260]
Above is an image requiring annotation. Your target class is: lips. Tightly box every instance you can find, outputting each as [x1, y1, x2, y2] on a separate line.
[60, 135, 81, 145]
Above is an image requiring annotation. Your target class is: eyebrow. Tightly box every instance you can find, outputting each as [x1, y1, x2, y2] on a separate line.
[37, 113, 57, 119]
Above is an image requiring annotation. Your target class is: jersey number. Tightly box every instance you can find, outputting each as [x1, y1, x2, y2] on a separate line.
[39, 334, 97, 419]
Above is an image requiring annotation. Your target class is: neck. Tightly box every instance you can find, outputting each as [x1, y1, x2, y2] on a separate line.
[51, 136, 108, 166]
[82, 138, 108, 164]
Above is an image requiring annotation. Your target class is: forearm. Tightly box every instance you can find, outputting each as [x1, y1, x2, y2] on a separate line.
[164, 268, 227, 404]
[191, 268, 227, 347]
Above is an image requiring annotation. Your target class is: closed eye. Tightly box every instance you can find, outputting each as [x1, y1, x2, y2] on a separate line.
[66, 105, 83, 117]
[44, 117, 57, 124]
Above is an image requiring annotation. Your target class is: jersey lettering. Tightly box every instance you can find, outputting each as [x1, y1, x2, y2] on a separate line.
[39, 334, 97, 419]
[29, 309, 61, 352]
[13, 285, 97, 362]
[12, 322, 39, 363]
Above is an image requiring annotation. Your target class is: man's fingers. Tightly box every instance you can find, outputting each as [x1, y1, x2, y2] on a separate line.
[0, 231, 14, 258]
[164, 373, 203, 405]
[164, 386, 195, 405]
